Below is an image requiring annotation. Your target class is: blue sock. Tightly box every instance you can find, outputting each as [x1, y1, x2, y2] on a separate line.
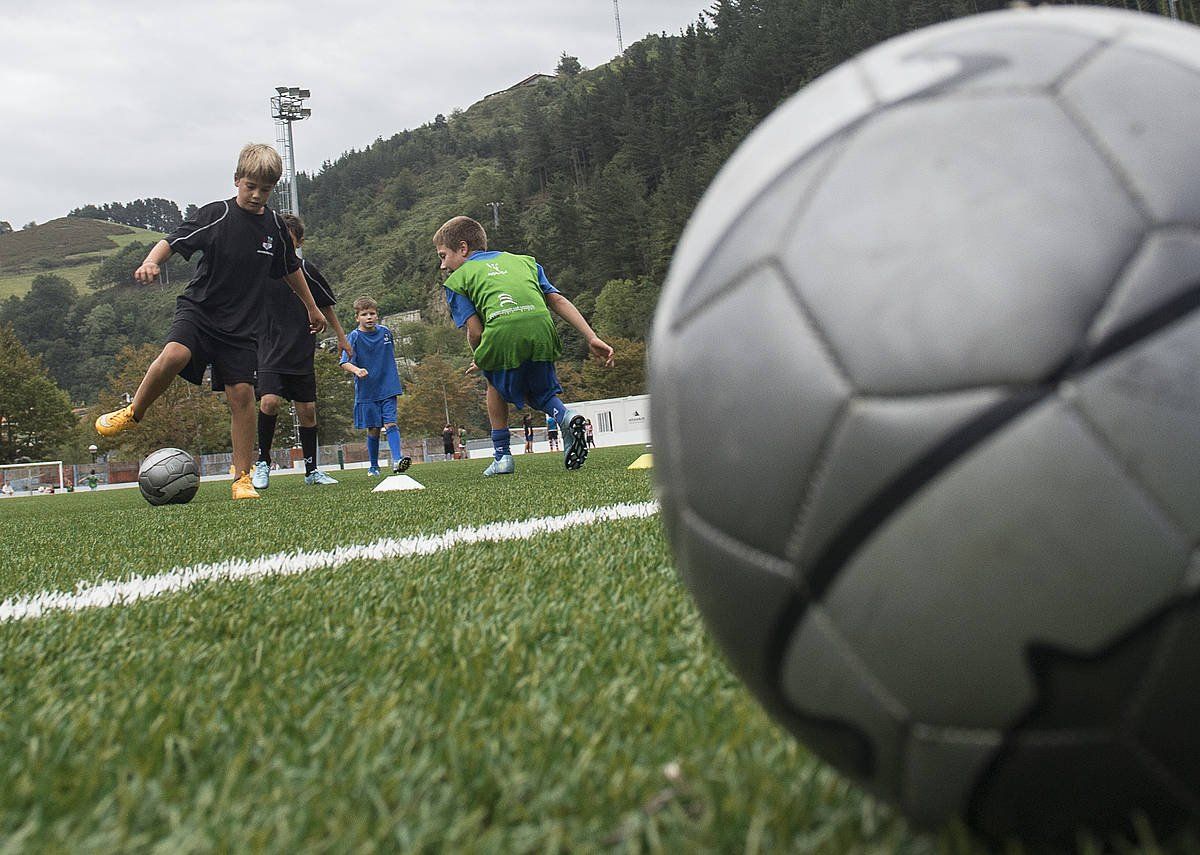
[545, 397, 570, 425]
[491, 429, 511, 460]
[366, 434, 380, 468]
[386, 425, 402, 461]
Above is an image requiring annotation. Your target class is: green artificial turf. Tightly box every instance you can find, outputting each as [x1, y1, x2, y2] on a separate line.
[0, 448, 1195, 853]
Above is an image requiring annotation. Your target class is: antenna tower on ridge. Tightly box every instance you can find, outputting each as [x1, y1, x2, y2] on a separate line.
[613, 0, 624, 55]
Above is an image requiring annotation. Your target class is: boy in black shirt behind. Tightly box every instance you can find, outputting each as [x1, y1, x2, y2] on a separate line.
[96, 143, 326, 500]
[252, 213, 351, 489]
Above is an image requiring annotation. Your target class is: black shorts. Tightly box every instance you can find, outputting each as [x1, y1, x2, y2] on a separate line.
[167, 316, 257, 392]
[547, 430, 558, 440]
[257, 370, 317, 403]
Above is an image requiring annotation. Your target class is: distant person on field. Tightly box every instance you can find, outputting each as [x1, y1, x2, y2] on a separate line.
[546, 414, 559, 452]
[523, 412, 534, 454]
[442, 423, 456, 459]
[339, 297, 411, 476]
[252, 213, 352, 490]
[95, 143, 326, 500]
[434, 215, 613, 476]
[86, 470, 99, 490]
[585, 418, 595, 448]
[458, 425, 467, 459]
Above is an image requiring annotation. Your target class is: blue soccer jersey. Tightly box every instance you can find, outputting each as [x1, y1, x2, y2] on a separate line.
[341, 325, 404, 402]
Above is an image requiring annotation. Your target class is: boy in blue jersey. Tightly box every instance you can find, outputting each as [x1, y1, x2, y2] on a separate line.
[339, 297, 411, 475]
[434, 216, 613, 476]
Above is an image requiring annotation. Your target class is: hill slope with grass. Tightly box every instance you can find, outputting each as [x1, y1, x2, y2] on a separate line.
[0, 218, 165, 300]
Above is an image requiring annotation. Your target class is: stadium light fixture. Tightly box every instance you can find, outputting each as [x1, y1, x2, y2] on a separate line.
[269, 85, 312, 216]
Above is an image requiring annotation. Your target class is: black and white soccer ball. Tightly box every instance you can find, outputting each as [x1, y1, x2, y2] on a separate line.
[650, 7, 1200, 844]
[138, 447, 200, 506]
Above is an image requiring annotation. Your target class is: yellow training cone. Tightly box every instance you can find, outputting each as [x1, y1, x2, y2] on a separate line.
[627, 453, 653, 470]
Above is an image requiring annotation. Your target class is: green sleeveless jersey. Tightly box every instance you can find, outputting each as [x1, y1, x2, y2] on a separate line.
[444, 252, 562, 371]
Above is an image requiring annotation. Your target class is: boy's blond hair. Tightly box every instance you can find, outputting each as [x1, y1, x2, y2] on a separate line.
[353, 296, 379, 312]
[433, 216, 488, 254]
[235, 143, 283, 184]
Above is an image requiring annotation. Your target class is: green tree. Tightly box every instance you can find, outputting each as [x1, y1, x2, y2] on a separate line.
[87, 241, 193, 290]
[398, 352, 486, 437]
[395, 318, 471, 364]
[314, 347, 357, 445]
[4, 273, 76, 345]
[582, 161, 649, 289]
[0, 274, 79, 393]
[556, 53, 583, 76]
[0, 325, 76, 463]
[578, 337, 646, 400]
[69, 197, 182, 232]
[592, 277, 660, 341]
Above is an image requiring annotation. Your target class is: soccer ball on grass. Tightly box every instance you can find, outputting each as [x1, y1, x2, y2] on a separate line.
[138, 447, 200, 506]
[649, 6, 1200, 844]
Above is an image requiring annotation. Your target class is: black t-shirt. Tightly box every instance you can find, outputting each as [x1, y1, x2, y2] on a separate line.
[166, 199, 300, 338]
[259, 259, 336, 374]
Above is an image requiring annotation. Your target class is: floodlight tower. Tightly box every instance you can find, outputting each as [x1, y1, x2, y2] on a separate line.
[270, 86, 311, 216]
[613, 0, 624, 55]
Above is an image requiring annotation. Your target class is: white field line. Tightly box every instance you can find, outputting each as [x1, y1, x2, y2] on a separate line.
[0, 501, 660, 623]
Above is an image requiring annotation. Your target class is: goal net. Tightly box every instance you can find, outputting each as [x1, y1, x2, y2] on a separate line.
[0, 460, 65, 495]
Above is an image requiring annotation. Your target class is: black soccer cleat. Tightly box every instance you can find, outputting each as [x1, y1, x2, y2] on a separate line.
[563, 414, 588, 470]
[393, 456, 412, 474]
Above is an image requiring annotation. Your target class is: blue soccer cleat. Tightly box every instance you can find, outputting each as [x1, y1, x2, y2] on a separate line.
[483, 454, 514, 477]
[562, 413, 588, 470]
[305, 470, 338, 485]
[367, 466, 381, 477]
[251, 460, 271, 490]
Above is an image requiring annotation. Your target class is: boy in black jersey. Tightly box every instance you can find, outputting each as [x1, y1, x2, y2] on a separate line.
[95, 144, 326, 500]
[252, 214, 351, 489]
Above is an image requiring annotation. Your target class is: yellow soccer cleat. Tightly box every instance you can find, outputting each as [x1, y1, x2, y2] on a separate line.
[231, 472, 261, 500]
[95, 404, 138, 437]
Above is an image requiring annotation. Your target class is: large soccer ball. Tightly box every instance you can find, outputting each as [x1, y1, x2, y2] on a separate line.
[649, 7, 1200, 844]
[138, 447, 200, 506]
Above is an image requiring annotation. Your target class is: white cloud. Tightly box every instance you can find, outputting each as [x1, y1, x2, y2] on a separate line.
[0, 1, 706, 227]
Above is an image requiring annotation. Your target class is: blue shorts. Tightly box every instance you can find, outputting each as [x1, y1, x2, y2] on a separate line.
[354, 397, 398, 429]
[483, 361, 561, 411]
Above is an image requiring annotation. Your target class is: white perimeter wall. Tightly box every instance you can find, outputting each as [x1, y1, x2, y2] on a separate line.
[464, 393, 651, 459]
[563, 393, 650, 449]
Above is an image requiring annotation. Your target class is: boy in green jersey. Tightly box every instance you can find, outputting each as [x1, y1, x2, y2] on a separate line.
[434, 216, 613, 476]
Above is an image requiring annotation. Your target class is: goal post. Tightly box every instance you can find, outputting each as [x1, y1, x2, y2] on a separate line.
[0, 460, 65, 494]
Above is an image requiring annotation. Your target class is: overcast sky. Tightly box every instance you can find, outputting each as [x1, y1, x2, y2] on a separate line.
[0, 1, 707, 229]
